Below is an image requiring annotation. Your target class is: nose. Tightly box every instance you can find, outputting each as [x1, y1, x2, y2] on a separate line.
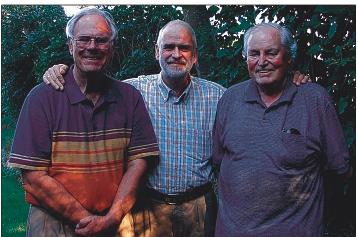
[258, 54, 268, 66]
[172, 47, 181, 58]
[87, 39, 97, 49]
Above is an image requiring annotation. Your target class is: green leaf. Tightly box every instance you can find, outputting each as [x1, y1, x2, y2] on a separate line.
[328, 21, 336, 39]
[307, 44, 321, 55]
[216, 48, 231, 58]
[207, 5, 220, 15]
[338, 97, 348, 114]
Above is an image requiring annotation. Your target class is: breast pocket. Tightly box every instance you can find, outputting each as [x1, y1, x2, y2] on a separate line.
[281, 132, 308, 168]
[186, 129, 212, 161]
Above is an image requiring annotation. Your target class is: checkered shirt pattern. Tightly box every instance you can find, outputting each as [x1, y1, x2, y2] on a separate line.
[125, 74, 225, 194]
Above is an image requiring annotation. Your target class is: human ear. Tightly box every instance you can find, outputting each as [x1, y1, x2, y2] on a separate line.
[155, 44, 159, 60]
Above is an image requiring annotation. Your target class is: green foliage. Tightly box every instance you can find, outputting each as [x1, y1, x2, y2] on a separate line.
[203, 5, 258, 87]
[106, 5, 183, 79]
[2, 175, 29, 236]
[1, 5, 71, 119]
[1, 5, 355, 235]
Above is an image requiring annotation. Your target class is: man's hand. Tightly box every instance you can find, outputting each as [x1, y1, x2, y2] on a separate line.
[43, 64, 68, 90]
[75, 214, 120, 236]
[292, 71, 311, 85]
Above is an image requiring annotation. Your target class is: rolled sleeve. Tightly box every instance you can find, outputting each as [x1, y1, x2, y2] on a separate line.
[8, 86, 52, 170]
[127, 92, 159, 161]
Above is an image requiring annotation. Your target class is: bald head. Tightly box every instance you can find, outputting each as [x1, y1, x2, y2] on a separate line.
[157, 20, 197, 50]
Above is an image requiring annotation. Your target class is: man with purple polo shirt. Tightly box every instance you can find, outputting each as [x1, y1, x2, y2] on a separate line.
[213, 22, 352, 236]
[8, 8, 159, 237]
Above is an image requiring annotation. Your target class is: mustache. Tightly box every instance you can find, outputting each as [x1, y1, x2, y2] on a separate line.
[167, 59, 187, 65]
[82, 50, 103, 58]
[255, 68, 274, 72]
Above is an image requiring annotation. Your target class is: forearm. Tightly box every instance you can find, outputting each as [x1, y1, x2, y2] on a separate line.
[106, 158, 148, 223]
[74, 158, 150, 236]
[22, 170, 91, 224]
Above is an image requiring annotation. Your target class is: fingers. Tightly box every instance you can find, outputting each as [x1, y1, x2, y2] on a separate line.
[75, 216, 100, 236]
[53, 65, 66, 86]
[77, 216, 93, 229]
[292, 71, 311, 85]
[75, 216, 93, 236]
[58, 64, 69, 84]
[305, 75, 312, 82]
[59, 64, 69, 75]
[292, 71, 301, 85]
[297, 74, 305, 85]
[43, 65, 66, 90]
[48, 67, 64, 90]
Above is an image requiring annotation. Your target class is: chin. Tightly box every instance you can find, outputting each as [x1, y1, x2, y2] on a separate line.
[80, 64, 106, 73]
[255, 77, 274, 85]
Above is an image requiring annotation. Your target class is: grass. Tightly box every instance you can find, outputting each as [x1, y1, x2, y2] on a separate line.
[2, 174, 29, 237]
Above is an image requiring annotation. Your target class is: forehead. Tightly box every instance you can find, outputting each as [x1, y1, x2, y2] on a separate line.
[74, 14, 111, 36]
[247, 26, 282, 50]
[160, 24, 194, 45]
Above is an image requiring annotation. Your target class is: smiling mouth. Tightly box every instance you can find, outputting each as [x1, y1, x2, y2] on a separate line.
[256, 69, 273, 73]
[83, 57, 102, 60]
[167, 60, 186, 65]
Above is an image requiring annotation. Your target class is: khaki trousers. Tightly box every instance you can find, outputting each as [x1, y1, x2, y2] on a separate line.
[26, 205, 135, 237]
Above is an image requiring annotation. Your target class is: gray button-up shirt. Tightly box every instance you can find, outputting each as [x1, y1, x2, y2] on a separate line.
[213, 78, 350, 237]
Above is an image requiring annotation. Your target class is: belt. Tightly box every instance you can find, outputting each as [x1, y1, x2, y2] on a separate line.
[145, 183, 212, 205]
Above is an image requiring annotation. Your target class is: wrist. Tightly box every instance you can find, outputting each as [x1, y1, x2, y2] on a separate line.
[105, 211, 123, 226]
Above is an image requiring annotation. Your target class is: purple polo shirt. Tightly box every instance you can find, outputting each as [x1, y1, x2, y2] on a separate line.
[213, 78, 350, 237]
[8, 66, 159, 213]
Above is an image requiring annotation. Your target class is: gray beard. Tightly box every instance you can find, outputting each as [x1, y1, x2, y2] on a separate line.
[162, 67, 188, 80]
[159, 58, 191, 80]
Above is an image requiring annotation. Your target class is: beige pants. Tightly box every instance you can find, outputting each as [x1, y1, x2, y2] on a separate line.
[26, 205, 135, 237]
[130, 195, 207, 237]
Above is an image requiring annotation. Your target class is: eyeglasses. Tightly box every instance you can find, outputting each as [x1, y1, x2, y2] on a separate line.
[73, 36, 112, 49]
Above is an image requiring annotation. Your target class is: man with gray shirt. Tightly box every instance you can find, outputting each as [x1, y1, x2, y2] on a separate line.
[213, 22, 351, 237]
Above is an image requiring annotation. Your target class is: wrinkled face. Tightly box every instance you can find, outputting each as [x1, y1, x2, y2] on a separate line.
[155, 24, 197, 81]
[69, 14, 113, 74]
[246, 26, 291, 87]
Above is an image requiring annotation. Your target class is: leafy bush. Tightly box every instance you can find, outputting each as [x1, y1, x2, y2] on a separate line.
[1, 5, 355, 235]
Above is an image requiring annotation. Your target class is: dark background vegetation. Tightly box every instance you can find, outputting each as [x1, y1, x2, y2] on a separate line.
[1, 5, 355, 236]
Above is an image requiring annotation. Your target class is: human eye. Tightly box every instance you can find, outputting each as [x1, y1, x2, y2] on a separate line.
[267, 49, 279, 56]
[179, 45, 192, 52]
[77, 36, 91, 43]
[248, 51, 259, 58]
[163, 44, 175, 51]
[95, 37, 110, 44]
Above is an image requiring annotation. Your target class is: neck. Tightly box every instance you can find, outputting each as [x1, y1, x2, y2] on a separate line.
[73, 67, 106, 105]
[257, 78, 287, 108]
[161, 72, 191, 97]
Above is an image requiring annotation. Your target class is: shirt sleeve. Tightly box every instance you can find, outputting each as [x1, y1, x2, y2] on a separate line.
[321, 96, 350, 174]
[8, 87, 52, 170]
[127, 91, 159, 161]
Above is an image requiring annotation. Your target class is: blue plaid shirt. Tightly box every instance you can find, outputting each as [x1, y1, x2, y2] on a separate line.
[125, 74, 225, 194]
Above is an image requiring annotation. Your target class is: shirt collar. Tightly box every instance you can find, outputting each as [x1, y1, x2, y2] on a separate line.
[157, 73, 192, 104]
[64, 65, 117, 105]
[244, 74, 297, 105]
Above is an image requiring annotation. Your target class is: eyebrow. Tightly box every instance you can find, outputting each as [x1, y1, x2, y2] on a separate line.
[162, 43, 192, 48]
